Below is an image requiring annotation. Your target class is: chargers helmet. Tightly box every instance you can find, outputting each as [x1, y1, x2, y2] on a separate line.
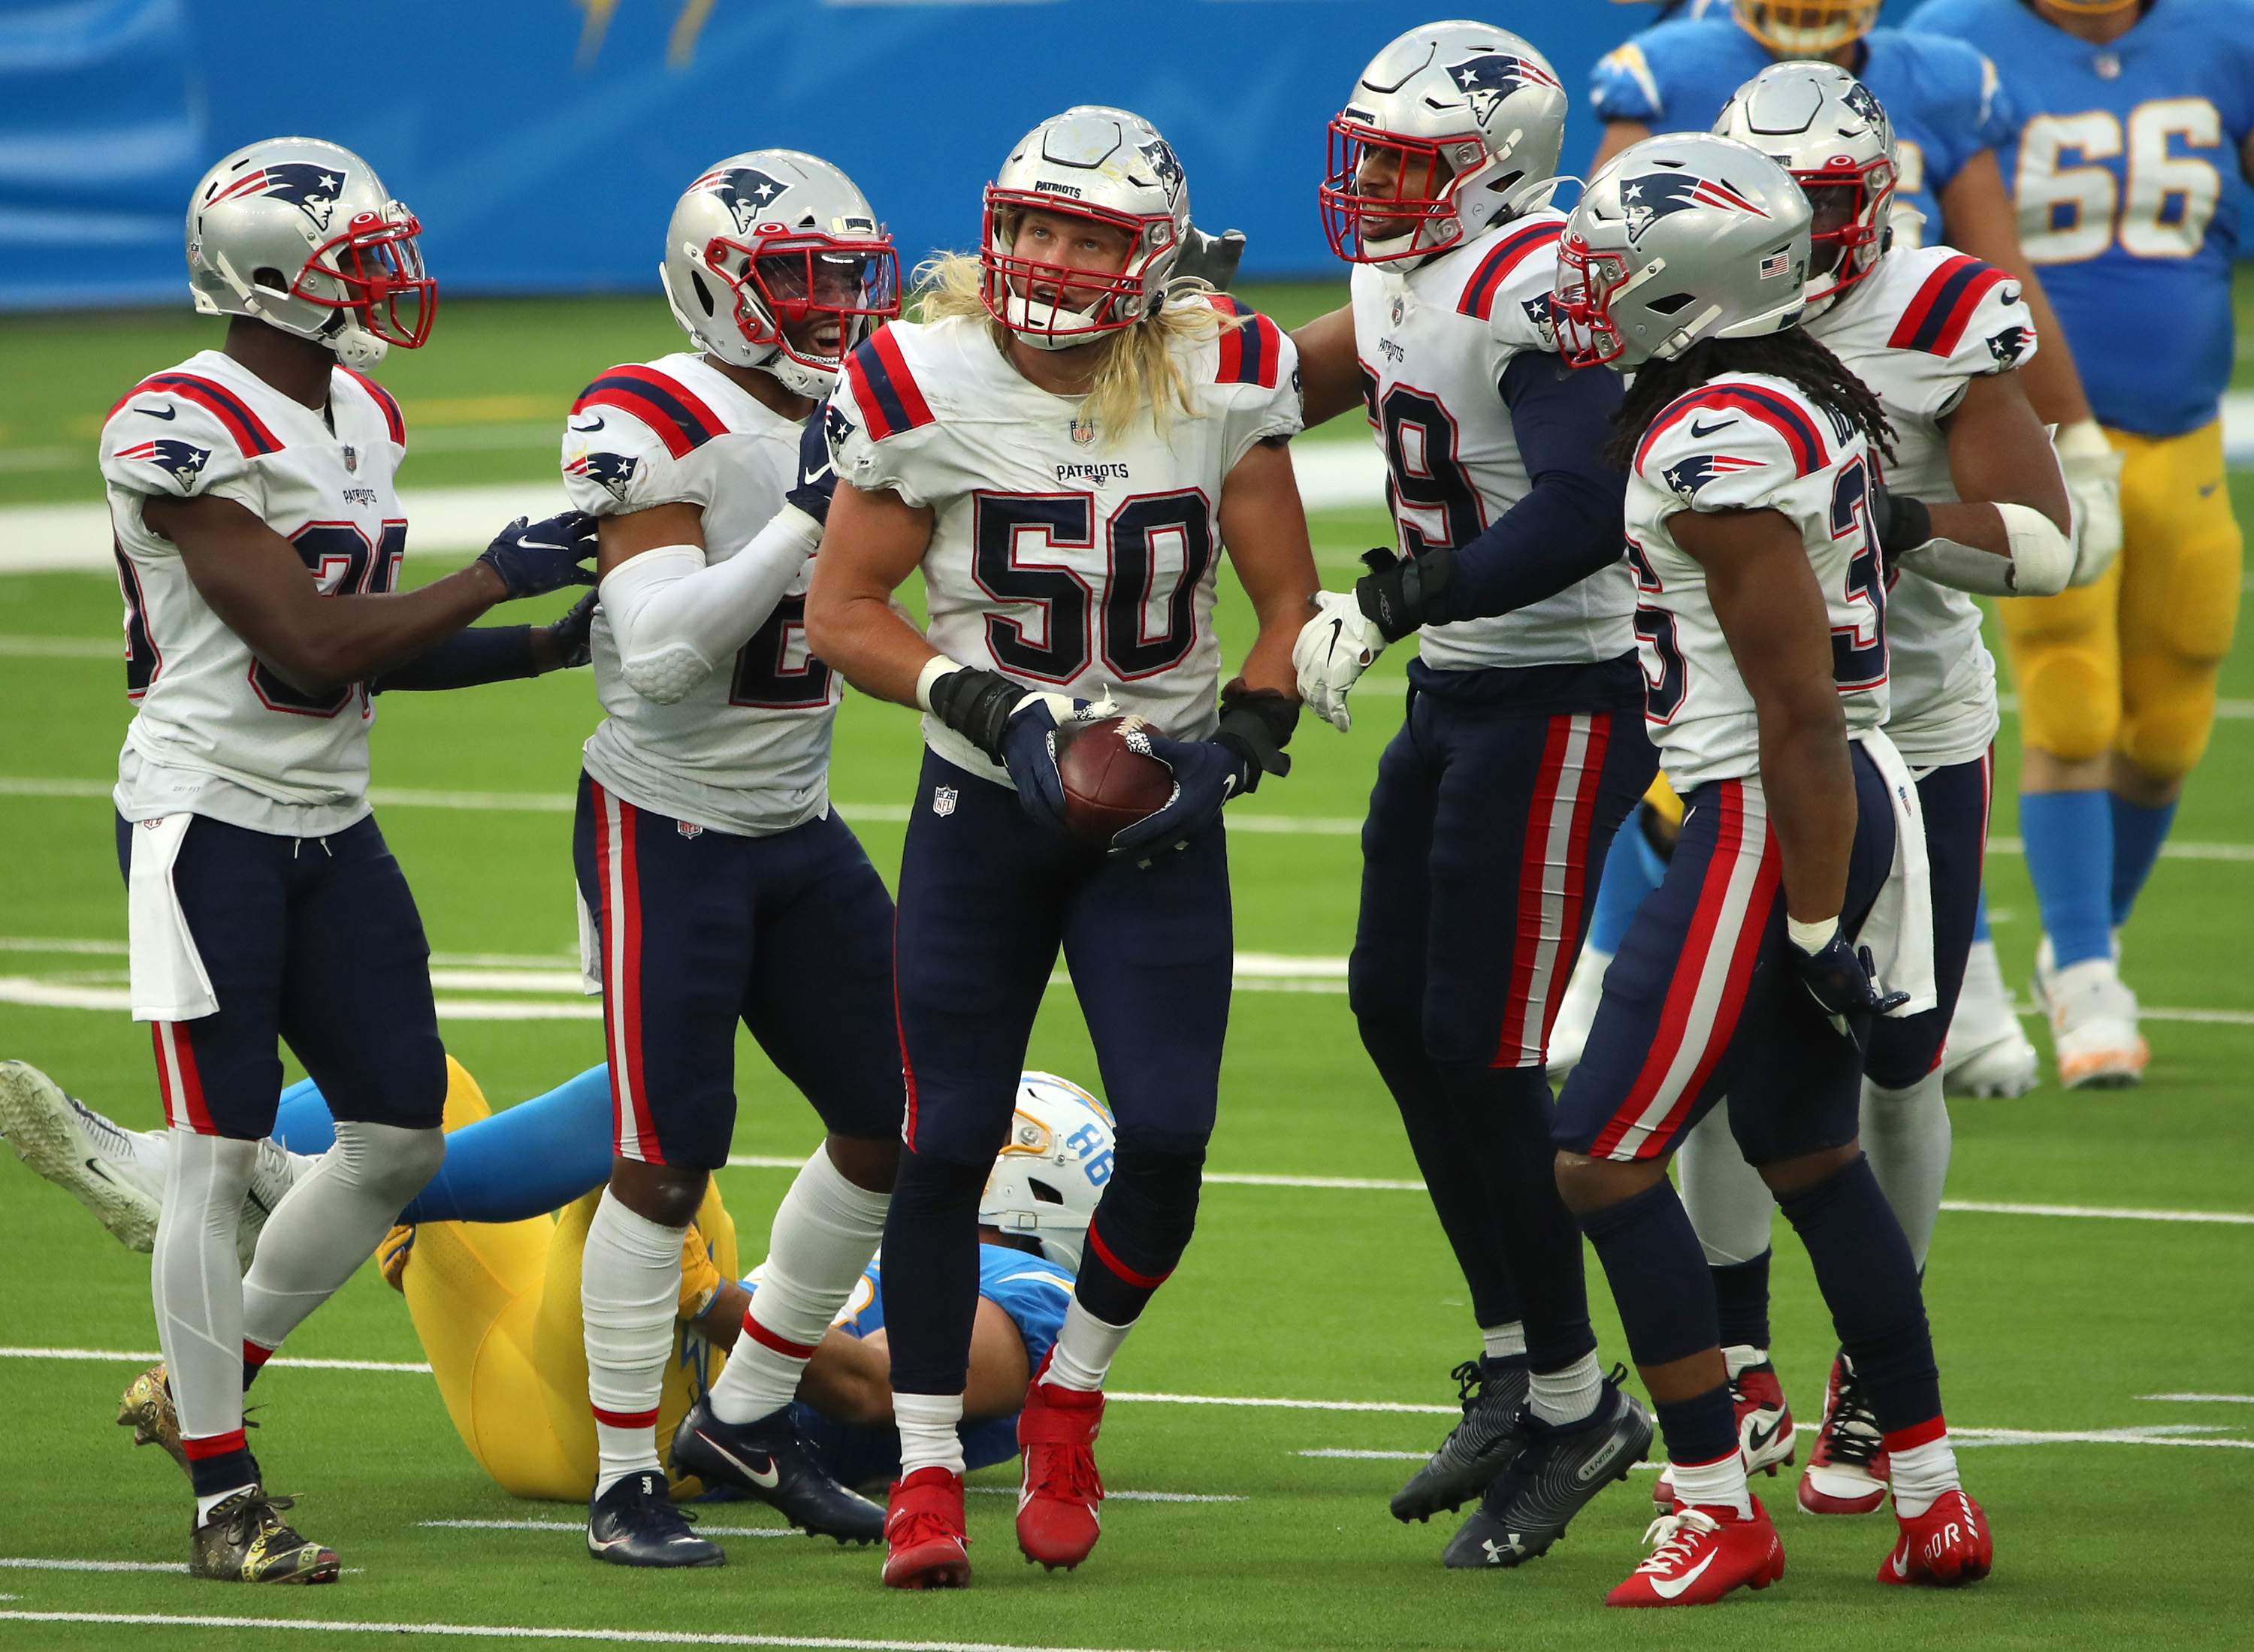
[1319, 22, 1569, 266]
[980, 107, 1190, 351]
[1554, 133, 1811, 370]
[1730, 0, 1880, 55]
[186, 137, 433, 372]
[1714, 62, 1896, 315]
[979, 1073, 1116, 1271]
[660, 152, 899, 399]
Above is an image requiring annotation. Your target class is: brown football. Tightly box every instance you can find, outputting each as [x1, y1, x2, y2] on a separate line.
[1054, 716, 1175, 846]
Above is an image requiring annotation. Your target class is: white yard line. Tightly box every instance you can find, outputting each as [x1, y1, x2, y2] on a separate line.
[1297, 1449, 1426, 1460]
[2139, 1393, 2254, 1403]
[0, 1346, 429, 1373]
[1938, 1200, 2254, 1225]
[418, 1519, 800, 1538]
[0, 1557, 186, 1573]
[0, 1611, 1179, 1652]
[960, 1487, 1240, 1503]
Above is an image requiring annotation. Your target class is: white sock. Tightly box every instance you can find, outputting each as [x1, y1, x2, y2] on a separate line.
[240, 1120, 445, 1350]
[1889, 1433, 1962, 1518]
[1528, 1352, 1603, 1426]
[1047, 1297, 1134, 1392]
[1481, 1321, 1527, 1361]
[1668, 1449, 1751, 1518]
[1722, 1343, 1769, 1380]
[1676, 1107, 1775, 1267]
[1860, 1069, 1952, 1270]
[581, 1189, 687, 1495]
[895, 1391, 966, 1479]
[153, 1131, 256, 1443]
[708, 1146, 889, 1425]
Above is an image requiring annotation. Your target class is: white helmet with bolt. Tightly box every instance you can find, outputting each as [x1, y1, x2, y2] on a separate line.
[979, 1072, 1116, 1271]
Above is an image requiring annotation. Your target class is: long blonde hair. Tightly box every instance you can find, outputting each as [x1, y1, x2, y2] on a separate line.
[913, 252, 1241, 445]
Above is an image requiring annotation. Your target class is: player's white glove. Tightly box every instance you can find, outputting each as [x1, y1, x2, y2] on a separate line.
[2055, 418, 2123, 587]
[1293, 590, 1388, 732]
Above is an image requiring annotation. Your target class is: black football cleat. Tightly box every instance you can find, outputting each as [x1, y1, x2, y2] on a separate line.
[586, 1469, 724, 1568]
[189, 1487, 339, 1584]
[1391, 1355, 1530, 1524]
[671, 1397, 885, 1545]
[1442, 1369, 1653, 1569]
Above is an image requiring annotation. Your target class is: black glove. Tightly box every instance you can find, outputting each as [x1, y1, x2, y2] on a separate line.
[1175, 225, 1247, 292]
[1212, 678, 1298, 796]
[1869, 481, 1933, 576]
[547, 589, 599, 669]
[926, 666, 1025, 763]
[787, 400, 843, 525]
[479, 510, 599, 600]
[1790, 923, 1911, 1047]
[1109, 680, 1297, 863]
[1356, 545, 1455, 643]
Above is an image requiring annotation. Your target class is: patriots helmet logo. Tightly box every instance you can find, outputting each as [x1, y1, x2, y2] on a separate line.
[701, 167, 789, 236]
[116, 439, 211, 488]
[1660, 452, 1764, 500]
[1619, 172, 1770, 243]
[1446, 53, 1562, 125]
[1842, 81, 1887, 129]
[1138, 139, 1186, 205]
[1986, 326, 2032, 369]
[210, 162, 347, 233]
[823, 400, 857, 454]
[1521, 291, 1555, 338]
[567, 451, 638, 502]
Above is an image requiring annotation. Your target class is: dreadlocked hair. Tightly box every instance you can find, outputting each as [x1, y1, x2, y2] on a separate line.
[1604, 328, 1896, 471]
[913, 252, 1239, 446]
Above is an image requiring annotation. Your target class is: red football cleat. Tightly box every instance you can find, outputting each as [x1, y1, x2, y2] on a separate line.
[1878, 1489, 1992, 1587]
[882, 1466, 970, 1590]
[1654, 1356, 1795, 1509]
[1016, 1352, 1105, 1572]
[1798, 1354, 1889, 1515]
[1606, 1498, 1785, 1608]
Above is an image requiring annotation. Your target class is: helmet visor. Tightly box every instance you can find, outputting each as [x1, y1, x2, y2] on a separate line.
[1792, 154, 1894, 302]
[706, 231, 902, 373]
[1319, 119, 1473, 264]
[300, 207, 435, 349]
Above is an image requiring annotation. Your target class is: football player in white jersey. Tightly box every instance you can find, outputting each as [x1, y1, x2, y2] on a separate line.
[1644, 62, 2078, 1522]
[804, 107, 1315, 1589]
[1545, 133, 1990, 1605]
[554, 152, 909, 1568]
[96, 137, 600, 1582]
[1286, 21, 1660, 1567]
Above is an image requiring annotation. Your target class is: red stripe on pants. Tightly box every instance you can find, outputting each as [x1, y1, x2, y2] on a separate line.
[593, 784, 662, 1164]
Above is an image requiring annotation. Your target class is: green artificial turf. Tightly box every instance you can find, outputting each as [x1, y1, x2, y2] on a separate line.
[2, 293, 2251, 1650]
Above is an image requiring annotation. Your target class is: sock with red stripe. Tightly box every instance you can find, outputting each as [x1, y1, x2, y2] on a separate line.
[707, 1145, 890, 1424]
[582, 1188, 687, 1496]
[1072, 1143, 1204, 1331]
[1578, 1177, 1721, 1368]
[1775, 1154, 1944, 1433]
[186, 1429, 259, 1521]
[153, 1131, 258, 1471]
[241, 1339, 273, 1391]
[1885, 1425, 1961, 1518]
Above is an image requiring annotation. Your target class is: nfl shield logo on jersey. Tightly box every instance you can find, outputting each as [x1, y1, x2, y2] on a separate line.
[932, 785, 959, 818]
[342, 444, 358, 473]
[1069, 415, 1097, 446]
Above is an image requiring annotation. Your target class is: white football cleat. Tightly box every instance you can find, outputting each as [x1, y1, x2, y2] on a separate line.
[1941, 939, 2038, 1099]
[0, 1061, 165, 1251]
[1545, 947, 1610, 1077]
[236, 1136, 305, 1273]
[2031, 936, 2148, 1091]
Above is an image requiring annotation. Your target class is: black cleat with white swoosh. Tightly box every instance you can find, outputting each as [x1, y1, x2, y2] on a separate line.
[586, 1470, 723, 1567]
[671, 1396, 885, 1544]
[1442, 1369, 1653, 1569]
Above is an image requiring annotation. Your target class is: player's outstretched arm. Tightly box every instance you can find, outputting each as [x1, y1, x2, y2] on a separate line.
[1672, 506, 1854, 928]
[1289, 307, 1365, 430]
[802, 480, 940, 708]
[145, 493, 562, 696]
[1216, 438, 1320, 701]
[787, 1300, 1032, 1428]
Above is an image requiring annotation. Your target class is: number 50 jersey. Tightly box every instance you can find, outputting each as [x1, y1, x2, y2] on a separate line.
[1349, 209, 1634, 673]
[1626, 372, 1890, 791]
[826, 302, 1304, 787]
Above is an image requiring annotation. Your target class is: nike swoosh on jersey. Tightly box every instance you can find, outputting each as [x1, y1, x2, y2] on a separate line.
[1689, 418, 1736, 438]
[137, 403, 177, 420]
[1650, 1548, 1719, 1599]
[696, 1431, 779, 1488]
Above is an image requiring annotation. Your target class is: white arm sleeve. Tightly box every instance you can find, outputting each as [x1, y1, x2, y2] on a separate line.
[598, 504, 825, 705]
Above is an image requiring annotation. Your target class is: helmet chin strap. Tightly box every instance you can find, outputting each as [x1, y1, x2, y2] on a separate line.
[1004, 293, 1110, 352]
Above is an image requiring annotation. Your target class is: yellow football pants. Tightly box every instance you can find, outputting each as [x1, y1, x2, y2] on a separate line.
[391, 1062, 739, 1502]
[1998, 418, 2243, 781]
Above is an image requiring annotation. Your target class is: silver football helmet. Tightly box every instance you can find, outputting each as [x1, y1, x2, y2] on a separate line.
[979, 1073, 1117, 1272]
[1555, 133, 1811, 370]
[981, 107, 1191, 351]
[186, 137, 432, 372]
[1320, 21, 1569, 266]
[1715, 62, 1896, 316]
[659, 151, 899, 398]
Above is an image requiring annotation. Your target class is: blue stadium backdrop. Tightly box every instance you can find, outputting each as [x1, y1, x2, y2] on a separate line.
[0, 0, 1931, 310]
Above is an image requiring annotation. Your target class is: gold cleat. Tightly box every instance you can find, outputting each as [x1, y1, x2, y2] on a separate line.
[377, 1224, 415, 1292]
[189, 1487, 340, 1584]
[118, 1362, 189, 1478]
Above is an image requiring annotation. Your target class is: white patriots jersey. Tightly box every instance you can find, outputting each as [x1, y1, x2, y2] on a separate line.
[562, 352, 837, 837]
[1626, 373, 1890, 790]
[1811, 246, 2030, 769]
[1349, 210, 1634, 672]
[101, 349, 409, 835]
[826, 303, 1303, 786]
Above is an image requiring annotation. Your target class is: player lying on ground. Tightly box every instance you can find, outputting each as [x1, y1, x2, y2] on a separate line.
[805, 106, 1316, 1589]
[1287, 21, 1658, 1569]
[559, 151, 910, 1571]
[1545, 132, 1991, 1606]
[96, 135, 601, 1584]
[0, 1061, 1106, 1521]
